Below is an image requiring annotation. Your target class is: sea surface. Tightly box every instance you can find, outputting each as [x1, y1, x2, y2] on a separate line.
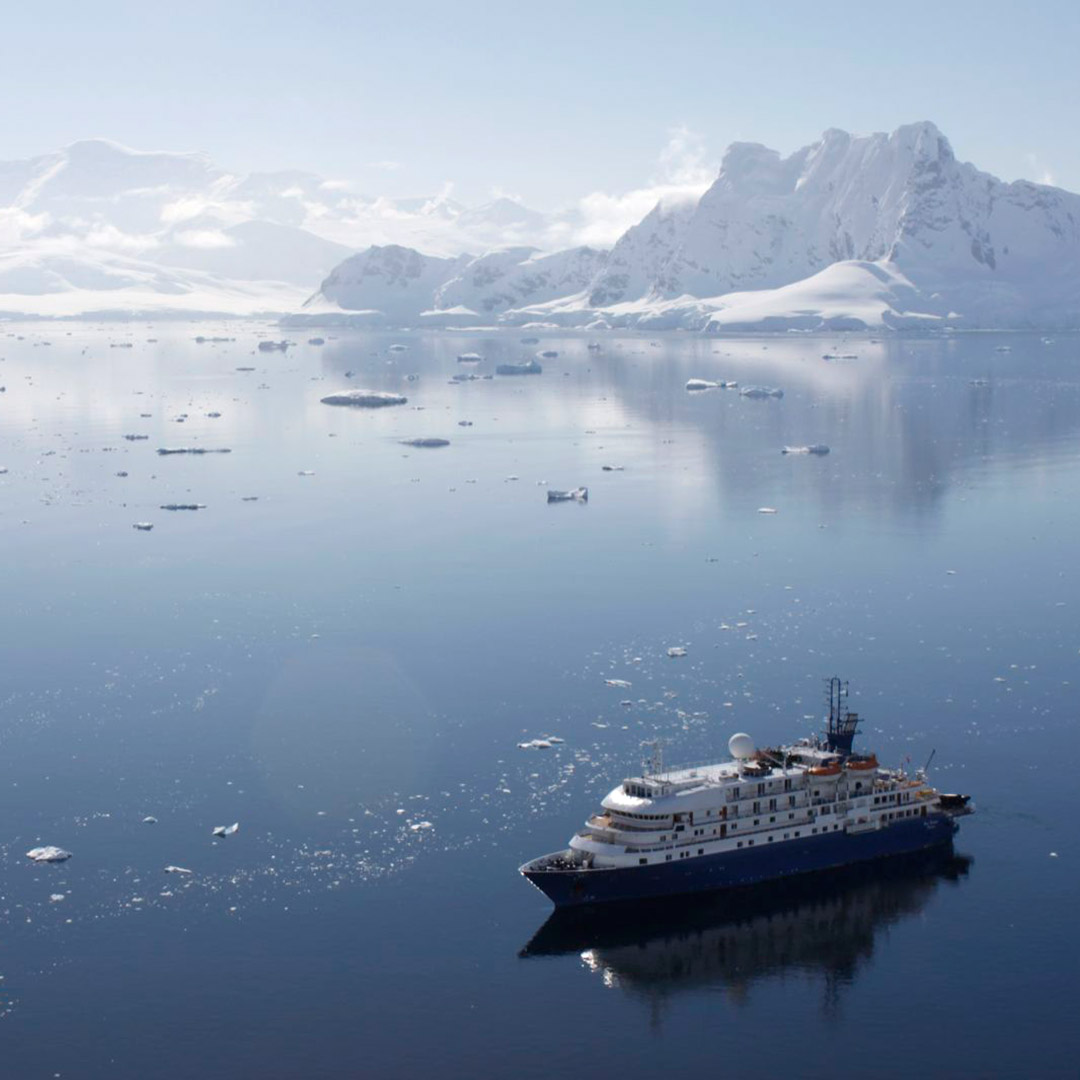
[0, 325, 1077, 1078]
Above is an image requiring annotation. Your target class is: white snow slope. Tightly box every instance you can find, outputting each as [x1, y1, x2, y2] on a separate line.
[301, 122, 1080, 331]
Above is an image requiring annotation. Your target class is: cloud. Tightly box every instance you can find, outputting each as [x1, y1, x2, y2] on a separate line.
[173, 229, 236, 249]
[566, 126, 715, 248]
[0, 207, 50, 245]
[1025, 152, 1055, 187]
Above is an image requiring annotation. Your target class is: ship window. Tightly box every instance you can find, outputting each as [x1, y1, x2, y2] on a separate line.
[698, 848, 704, 855]
[737, 842, 743, 848]
[753, 819, 760, 826]
[813, 790, 820, 797]
[788, 796, 796, 807]
[812, 828, 817, 834]
[788, 813, 795, 819]
[784, 833, 789, 839]
[731, 824, 737, 830]
[794, 831, 801, 837]
[784, 779, 792, 792]
[665, 854, 672, 862]
[639, 858, 647, 865]
[768, 836, 773, 842]
[769, 816, 776, 823]
[748, 840, 754, 846]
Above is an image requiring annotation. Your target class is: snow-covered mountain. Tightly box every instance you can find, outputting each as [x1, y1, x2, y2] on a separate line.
[0, 138, 559, 316]
[303, 122, 1080, 331]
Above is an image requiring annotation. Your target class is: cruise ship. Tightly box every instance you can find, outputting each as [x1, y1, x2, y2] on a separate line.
[520, 679, 973, 907]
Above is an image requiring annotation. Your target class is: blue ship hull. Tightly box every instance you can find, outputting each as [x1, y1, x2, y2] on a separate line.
[522, 814, 958, 908]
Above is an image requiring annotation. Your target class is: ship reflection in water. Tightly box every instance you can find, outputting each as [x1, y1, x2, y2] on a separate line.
[521, 848, 972, 1021]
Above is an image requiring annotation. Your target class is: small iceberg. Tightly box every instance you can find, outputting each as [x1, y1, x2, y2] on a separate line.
[132, 522, 154, 531]
[123, 434, 149, 441]
[740, 386, 784, 399]
[517, 739, 553, 750]
[400, 438, 450, 448]
[538, 350, 559, 359]
[497, 359, 542, 375]
[758, 507, 779, 514]
[321, 389, 407, 407]
[667, 646, 688, 658]
[547, 487, 588, 503]
[781, 445, 830, 455]
[156, 447, 232, 456]
[456, 352, 483, 363]
[212, 823, 239, 838]
[164, 865, 193, 875]
[686, 378, 736, 391]
[160, 503, 206, 511]
[605, 678, 632, 688]
[388, 343, 408, 352]
[258, 340, 289, 352]
[26, 846, 72, 863]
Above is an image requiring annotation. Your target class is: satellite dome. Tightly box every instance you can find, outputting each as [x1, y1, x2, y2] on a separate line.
[728, 732, 755, 760]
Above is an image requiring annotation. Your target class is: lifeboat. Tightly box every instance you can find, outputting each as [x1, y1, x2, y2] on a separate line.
[845, 754, 879, 771]
[808, 761, 842, 776]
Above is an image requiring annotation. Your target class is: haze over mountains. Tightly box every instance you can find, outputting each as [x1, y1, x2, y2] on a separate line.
[3, 124, 1079, 329]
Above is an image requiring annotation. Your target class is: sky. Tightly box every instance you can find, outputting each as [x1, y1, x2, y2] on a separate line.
[2, 0, 1078, 212]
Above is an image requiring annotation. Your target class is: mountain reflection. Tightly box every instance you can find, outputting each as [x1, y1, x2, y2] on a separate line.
[522, 848, 972, 1021]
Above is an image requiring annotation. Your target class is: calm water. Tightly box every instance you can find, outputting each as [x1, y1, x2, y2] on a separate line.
[0, 325, 1077, 1078]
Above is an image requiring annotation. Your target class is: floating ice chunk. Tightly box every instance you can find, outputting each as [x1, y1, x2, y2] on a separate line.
[50, 893, 66, 902]
[0, 467, 7, 474]
[601, 465, 624, 472]
[156, 447, 232, 456]
[26, 846, 72, 863]
[133, 522, 154, 531]
[518, 739, 552, 750]
[164, 865, 193, 875]
[206, 411, 222, 418]
[308, 338, 325, 346]
[258, 340, 289, 352]
[142, 816, 158, 824]
[160, 503, 206, 511]
[409, 821, 434, 831]
[538, 350, 559, 359]
[685, 378, 735, 391]
[212, 822, 240, 837]
[781, 445, 830, 455]
[456, 353, 483, 363]
[605, 678, 632, 688]
[758, 507, 778, 514]
[388, 344, 408, 352]
[740, 386, 784, 399]
[400, 438, 450, 448]
[123, 434, 149, 441]
[497, 360, 542, 375]
[547, 487, 588, 503]
[667, 646, 688, 658]
[321, 389, 407, 407]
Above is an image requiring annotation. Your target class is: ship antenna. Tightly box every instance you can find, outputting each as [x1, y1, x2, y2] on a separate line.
[918, 748, 936, 780]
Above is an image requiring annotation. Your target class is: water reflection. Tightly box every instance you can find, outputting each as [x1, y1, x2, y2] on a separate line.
[316, 330, 1080, 528]
[522, 848, 972, 1022]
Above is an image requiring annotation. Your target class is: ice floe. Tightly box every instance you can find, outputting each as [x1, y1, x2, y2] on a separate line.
[320, 389, 407, 407]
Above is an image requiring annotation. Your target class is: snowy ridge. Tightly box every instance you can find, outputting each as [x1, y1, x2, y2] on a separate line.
[302, 122, 1080, 331]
